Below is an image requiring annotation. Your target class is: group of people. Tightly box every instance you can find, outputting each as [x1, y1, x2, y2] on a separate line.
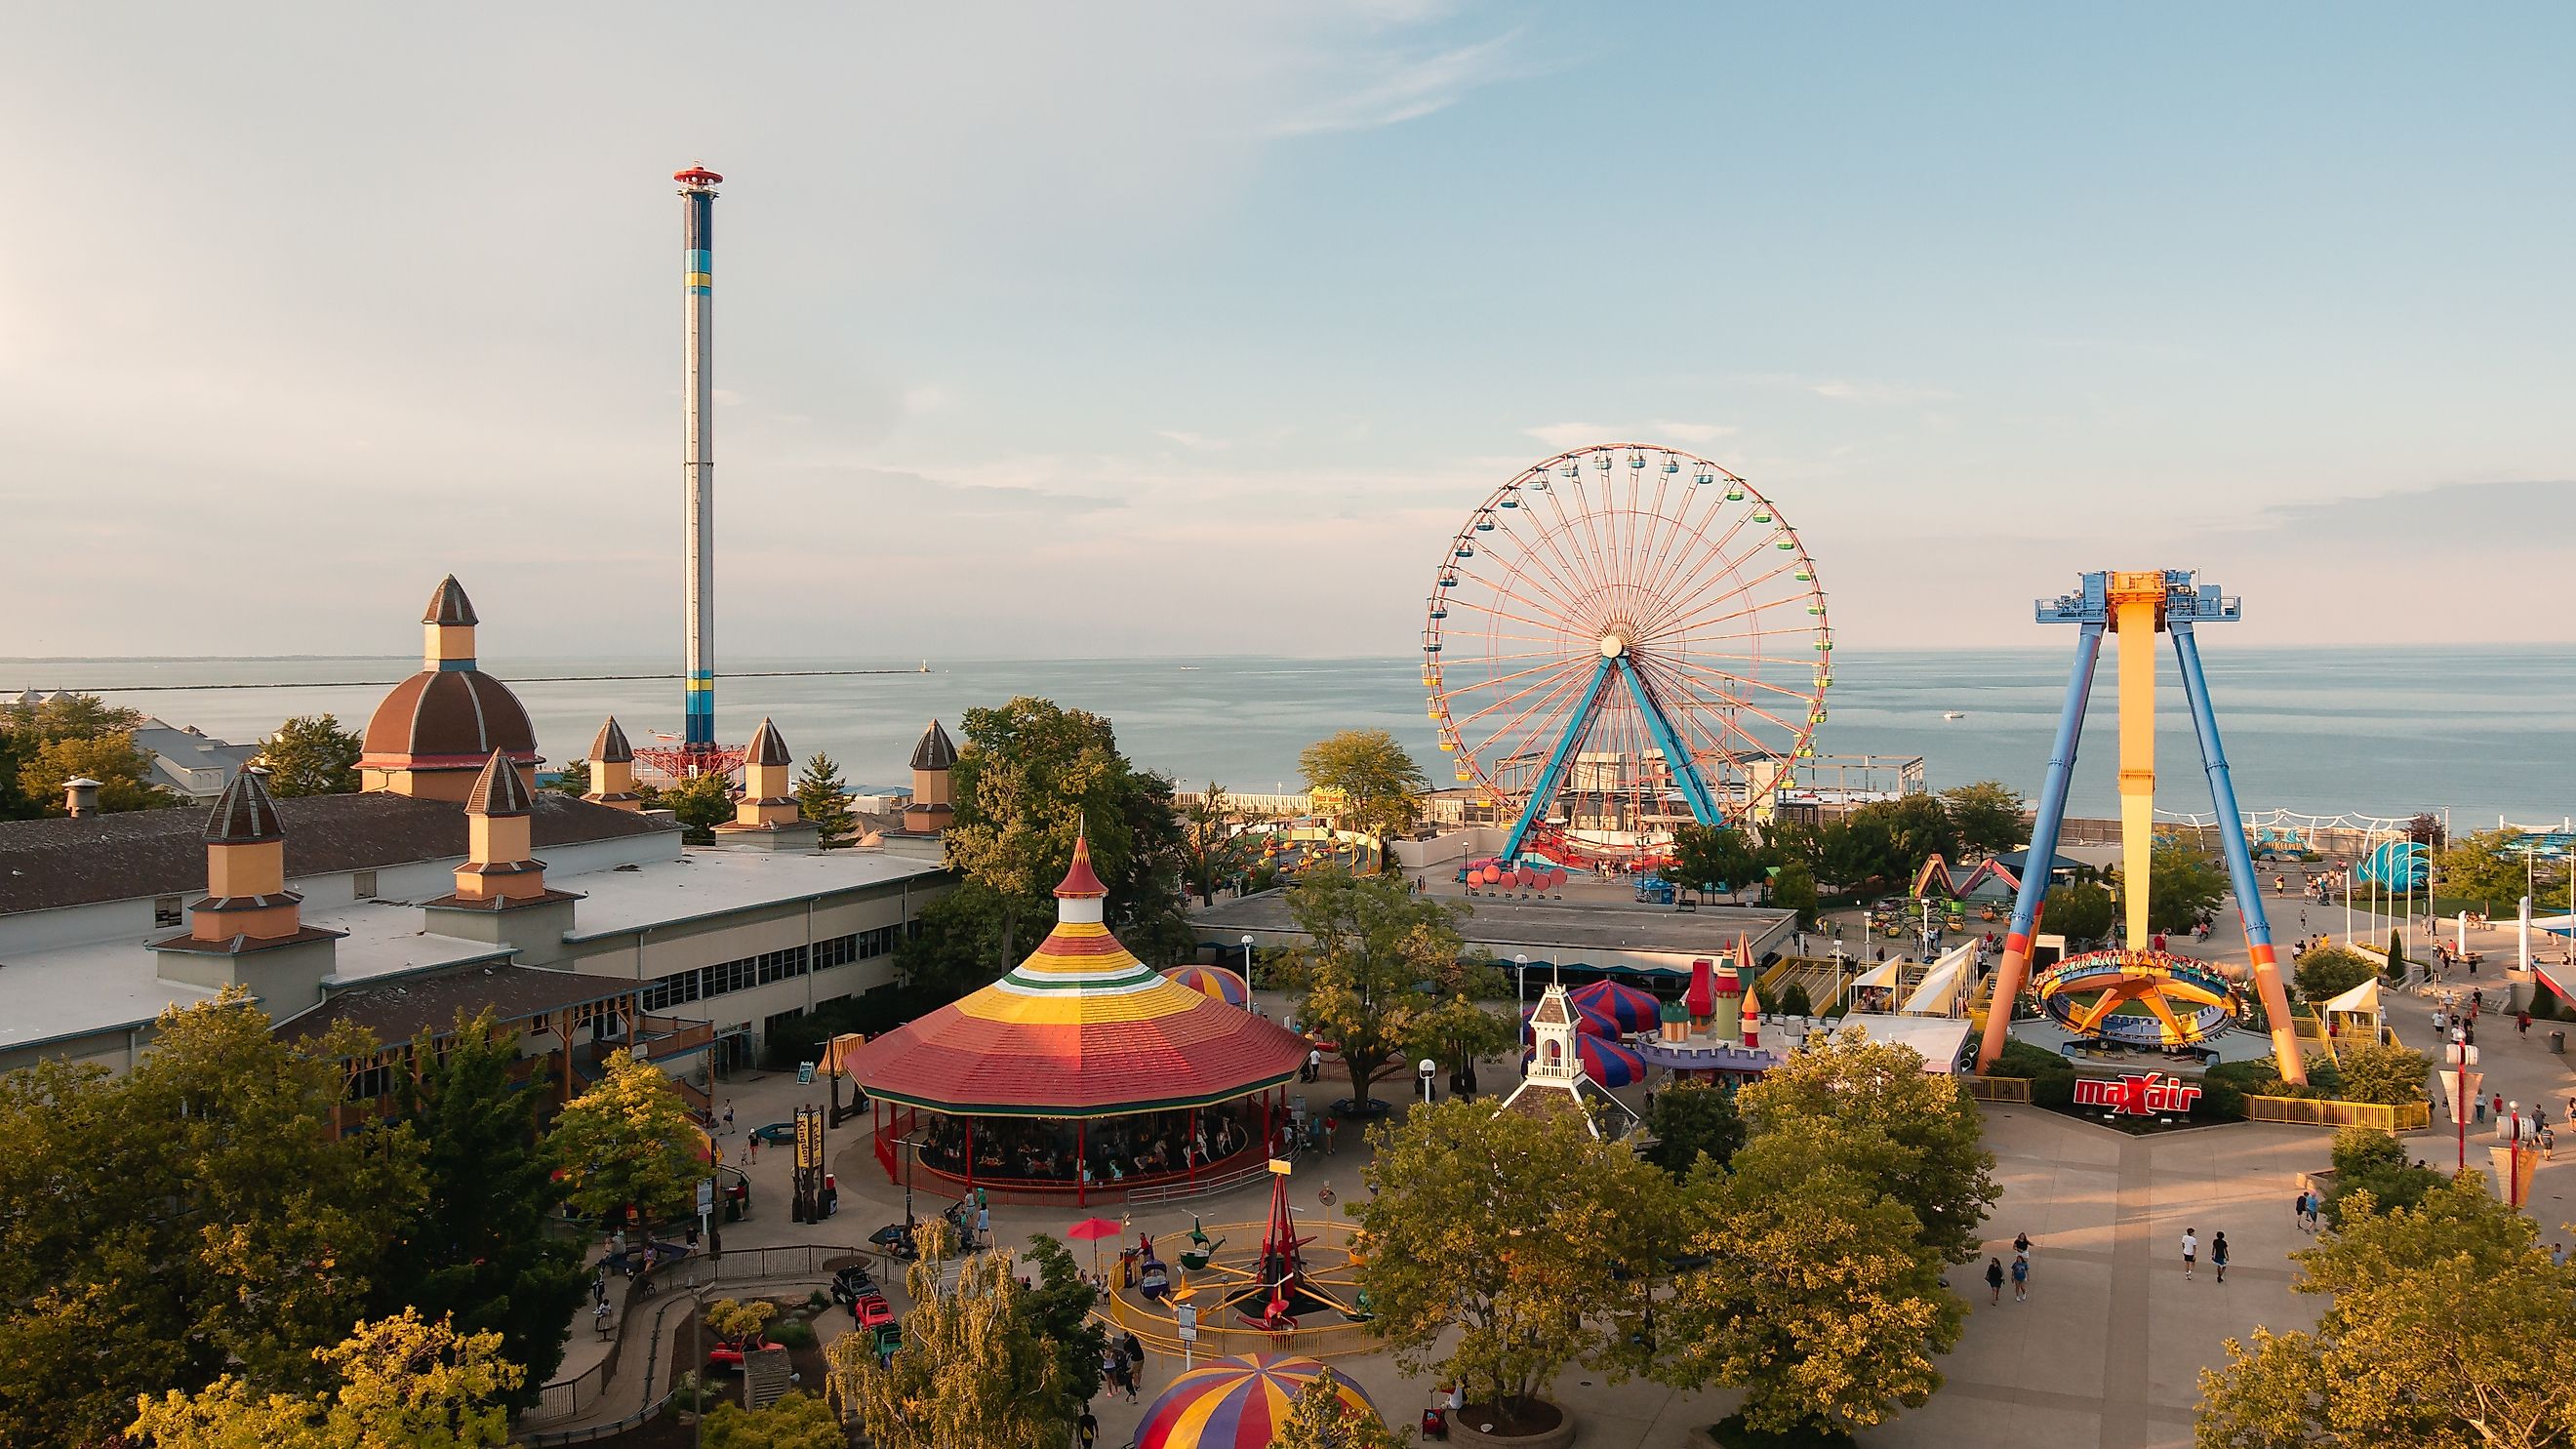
[1981, 1230, 2036, 1304]
[913, 1107, 1257, 1187]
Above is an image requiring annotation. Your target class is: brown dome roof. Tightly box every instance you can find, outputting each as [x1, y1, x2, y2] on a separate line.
[360, 668, 539, 771]
[464, 749, 535, 817]
[910, 718, 957, 771]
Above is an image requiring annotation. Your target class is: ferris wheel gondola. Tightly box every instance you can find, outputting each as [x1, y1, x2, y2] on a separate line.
[1422, 443, 1831, 867]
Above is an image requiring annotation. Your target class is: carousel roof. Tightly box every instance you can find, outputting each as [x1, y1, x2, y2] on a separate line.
[843, 833, 1308, 1118]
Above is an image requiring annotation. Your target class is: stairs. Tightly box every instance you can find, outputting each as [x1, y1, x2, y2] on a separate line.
[744, 1347, 794, 1409]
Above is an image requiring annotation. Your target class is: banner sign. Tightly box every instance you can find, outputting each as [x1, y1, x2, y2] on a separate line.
[795, 1107, 823, 1170]
[2073, 1071, 2202, 1116]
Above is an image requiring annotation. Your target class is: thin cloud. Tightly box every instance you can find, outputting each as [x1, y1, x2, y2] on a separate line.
[1809, 378, 1952, 405]
[1651, 421, 1736, 443]
[1524, 422, 1613, 449]
[1156, 429, 1232, 452]
[1267, 28, 1531, 136]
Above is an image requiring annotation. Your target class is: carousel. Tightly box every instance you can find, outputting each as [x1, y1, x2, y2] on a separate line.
[842, 833, 1310, 1204]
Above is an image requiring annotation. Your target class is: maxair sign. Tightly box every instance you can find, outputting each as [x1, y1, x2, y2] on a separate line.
[2073, 1071, 2203, 1116]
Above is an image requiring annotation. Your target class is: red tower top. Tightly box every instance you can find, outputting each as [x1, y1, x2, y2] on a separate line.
[674, 165, 723, 187]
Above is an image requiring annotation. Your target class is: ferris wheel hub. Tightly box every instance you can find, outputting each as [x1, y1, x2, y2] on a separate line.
[1598, 630, 1630, 659]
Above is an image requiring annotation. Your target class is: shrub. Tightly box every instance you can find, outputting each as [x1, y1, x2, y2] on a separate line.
[770, 1315, 818, 1350]
[2336, 1042, 2431, 1107]
[1774, 982, 1813, 1018]
[2321, 1125, 2442, 1227]
[1989, 1039, 2076, 1109]
[1711, 1411, 1856, 1449]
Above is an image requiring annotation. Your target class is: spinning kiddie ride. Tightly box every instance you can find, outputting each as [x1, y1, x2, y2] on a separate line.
[1105, 1163, 1375, 1358]
[1974, 571, 2306, 1083]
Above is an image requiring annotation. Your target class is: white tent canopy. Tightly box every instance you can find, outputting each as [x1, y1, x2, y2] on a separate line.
[2322, 978, 2381, 1018]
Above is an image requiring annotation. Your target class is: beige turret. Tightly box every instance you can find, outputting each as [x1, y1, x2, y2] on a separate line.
[583, 716, 640, 810]
[714, 718, 819, 850]
[451, 750, 548, 903]
[905, 719, 955, 832]
[150, 765, 344, 1009]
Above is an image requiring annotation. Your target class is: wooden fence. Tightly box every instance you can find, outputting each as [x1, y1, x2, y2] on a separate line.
[2244, 1096, 2431, 1132]
[1962, 1076, 2033, 1105]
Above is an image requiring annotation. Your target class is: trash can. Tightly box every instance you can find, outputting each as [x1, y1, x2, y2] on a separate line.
[2552, 1030, 2564, 1056]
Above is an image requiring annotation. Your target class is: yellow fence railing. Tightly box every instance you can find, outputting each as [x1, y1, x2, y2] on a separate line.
[1961, 1075, 2033, 1105]
[2244, 1096, 2432, 1132]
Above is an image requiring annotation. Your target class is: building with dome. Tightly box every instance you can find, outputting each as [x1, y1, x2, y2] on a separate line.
[846, 831, 1309, 1203]
[0, 577, 950, 1113]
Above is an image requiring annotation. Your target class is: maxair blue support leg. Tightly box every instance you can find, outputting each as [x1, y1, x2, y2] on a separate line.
[1977, 620, 2104, 1069]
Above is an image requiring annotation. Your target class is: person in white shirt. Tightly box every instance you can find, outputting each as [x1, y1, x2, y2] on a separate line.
[2181, 1228, 2198, 1280]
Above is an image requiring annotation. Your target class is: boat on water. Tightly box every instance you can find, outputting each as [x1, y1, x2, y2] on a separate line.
[1943, 711, 1966, 720]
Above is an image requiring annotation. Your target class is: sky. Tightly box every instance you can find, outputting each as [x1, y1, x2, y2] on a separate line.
[4, 3, 2573, 660]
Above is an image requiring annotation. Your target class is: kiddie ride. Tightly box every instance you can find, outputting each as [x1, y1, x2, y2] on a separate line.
[2033, 948, 2239, 1060]
[1109, 1166, 1372, 1353]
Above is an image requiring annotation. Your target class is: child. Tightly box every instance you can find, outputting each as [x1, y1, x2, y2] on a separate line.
[1984, 1257, 2005, 1305]
[2010, 1252, 2029, 1302]
[2211, 1231, 2231, 1284]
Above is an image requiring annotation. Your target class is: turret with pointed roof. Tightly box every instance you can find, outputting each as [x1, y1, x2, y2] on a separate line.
[446, 749, 551, 903]
[205, 763, 285, 845]
[905, 718, 955, 832]
[360, 576, 539, 801]
[582, 716, 641, 810]
[150, 763, 345, 1005]
[716, 717, 817, 847]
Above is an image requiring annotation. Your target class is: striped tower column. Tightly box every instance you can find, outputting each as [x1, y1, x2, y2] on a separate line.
[676, 166, 721, 751]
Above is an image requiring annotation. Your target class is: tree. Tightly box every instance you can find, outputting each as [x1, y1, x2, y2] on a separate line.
[547, 758, 590, 796]
[2196, 1174, 2576, 1449]
[943, 697, 1189, 964]
[1280, 866, 1499, 1106]
[127, 1309, 521, 1449]
[2335, 1043, 2430, 1107]
[260, 715, 363, 797]
[381, 1012, 587, 1408]
[661, 773, 735, 844]
[1732, 1029, 1998, 1266]
[705, 1298, 779, 1348]
[1835, 796, 1959, 889]
[1769, 861, 1819, 927]
[825, 1219, 1065, 1449]
[1939, 780, 2027, 857]
[701, 1392, 847, 1449]
[0, 988, 425, 1448]
[2316, 1126, 2445, 1228]
[2041, 881, 2116, 945]
[1299, 728, 1428, 845]
[2295, 946, 2378, 1006]
[2437, 828, 2536, 912]
[18, 728, 176, 814]
[1657, 1129, 1963, 1439]
[1774, 981, 1813, 1017]
[1642, 1079, 1746, 1179]
[543, 1050, 704, 1230]
[1269, 1372, 1408, 1449]
[1670, 824, 1764, 897]
[1350, 1097, 1675, 1422]
[1011, 1234, 1106, 1433]
[0, 691, 152, 817]
[1181, 783, 1252, 905]
[796, 751, 857, 848]
[893, 880, 1049, 1008]
[2123, 839, 2227, 936]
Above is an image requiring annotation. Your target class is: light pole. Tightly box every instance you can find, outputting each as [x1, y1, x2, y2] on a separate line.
[1418, 1059, 1437, 1107]
[1241, 935, 1256, 1002]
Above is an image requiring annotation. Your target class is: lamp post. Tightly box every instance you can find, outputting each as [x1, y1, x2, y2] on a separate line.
[1418, 1058, 1437, 1107]
[1241, 935, 1256, 1002]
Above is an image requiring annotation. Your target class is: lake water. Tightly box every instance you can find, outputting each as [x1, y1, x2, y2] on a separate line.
[5, 648, 2569, 825]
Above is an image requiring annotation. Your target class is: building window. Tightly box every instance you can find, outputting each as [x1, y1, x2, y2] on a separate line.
[154, 897, 182, 928]
[353, 870, 378, 899]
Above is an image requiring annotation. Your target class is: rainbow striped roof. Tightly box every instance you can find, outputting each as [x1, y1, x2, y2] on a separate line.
[843, 836, 1308, 1117]
[1137, 1353, 1379, 1449]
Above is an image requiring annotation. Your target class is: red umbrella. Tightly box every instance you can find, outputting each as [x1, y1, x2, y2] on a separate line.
[1068, 1216, 1124, 1277]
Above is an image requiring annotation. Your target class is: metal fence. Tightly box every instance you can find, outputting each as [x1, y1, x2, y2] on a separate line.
[1124, 1157, 1282, 1207]
[2245, 1095, 2432, 1132]
[1096, 1220, 1381, 1362]
[1962, 1075, 2033, 1105]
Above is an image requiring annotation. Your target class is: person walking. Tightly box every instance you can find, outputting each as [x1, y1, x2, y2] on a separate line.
[1077, 1407, 1100, 1448]
[976, 1202, 991, 1252]
[1120, 1329, 1145, 1389]
[2520, 1010, 2533, 1036]
[1985, 1256, 2005, 1305]
[2181, 1228, 2198, 1280]
[2554, 1243, 2568, 1270]
[2010, 1252, 2029, 1302]
[2292, 1188, 2310, 1231]
[2211, 1231, 2231, 1284]
[2014, 1229, 2032, 1258]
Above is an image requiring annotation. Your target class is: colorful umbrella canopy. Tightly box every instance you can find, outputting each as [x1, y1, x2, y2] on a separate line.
[1523, 1034, 1647, 1089]
[1522, 997, 1623, 1039]
[1161, 964, 1251, 1008]
[1136, 1353, 1380, 1449]
[1569, 980, 1662, 1034]
[1067, 1217, 1124, 1241]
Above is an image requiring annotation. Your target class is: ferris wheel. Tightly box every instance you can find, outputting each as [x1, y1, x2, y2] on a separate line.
[1422, 443, 1831, 868]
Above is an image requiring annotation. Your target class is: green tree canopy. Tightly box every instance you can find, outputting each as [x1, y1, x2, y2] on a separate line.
[0, 691, 151, 818]
[2037, 880, 2114, 945]
[1298, 728, 1427, 844]
[1268, 1372, 1407, 1449]
[1769, 860, 1820, 927]
[944, 697, 1188, 963]
[127, 1309, 522, 1449]
[2295, 946, 2379, 1005]
[18, 729, 176, 814]
[2128, 839, 2228, 936]
[2196, 1174, 2576, 1449]
[0, 989, 426, 1446]
[1280, 866, 1500, 1105]
[1670, 824, 1764, 896]
[2318, 1125, 2444, 1228]
[701, 1391, 847, 1449]
[795, 751, 857, 849]
[543, 1050, 704, 1229]
[546, 758, 590, 796]
[825, 1220, 1065, 1449]
[1939, 780, 2028, 857]
[2334, 1043, 2430, 1107]
[1733, 1029, 1998, 1266]
[1181, 783, 1253, 906]
[1642, 1079, 1746, 1179]
[380, 1012, 586, 1408]
[658, 773, 735, 844]
[260, 715, 362, 797]
[1657, 1129, 1964, 1438]
[1350, 1097, 1675, 1416]
[1010, 1234, 1106, 1433]
[2436, 828, 2544, 911]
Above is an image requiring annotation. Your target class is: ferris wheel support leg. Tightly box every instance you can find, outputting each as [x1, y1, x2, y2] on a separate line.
[2172, 622, 2306, 1085]
[1618, 660, 1724, 826]
[1976, 621, 2105, 1073]
[1500, 656, 1617, 866]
